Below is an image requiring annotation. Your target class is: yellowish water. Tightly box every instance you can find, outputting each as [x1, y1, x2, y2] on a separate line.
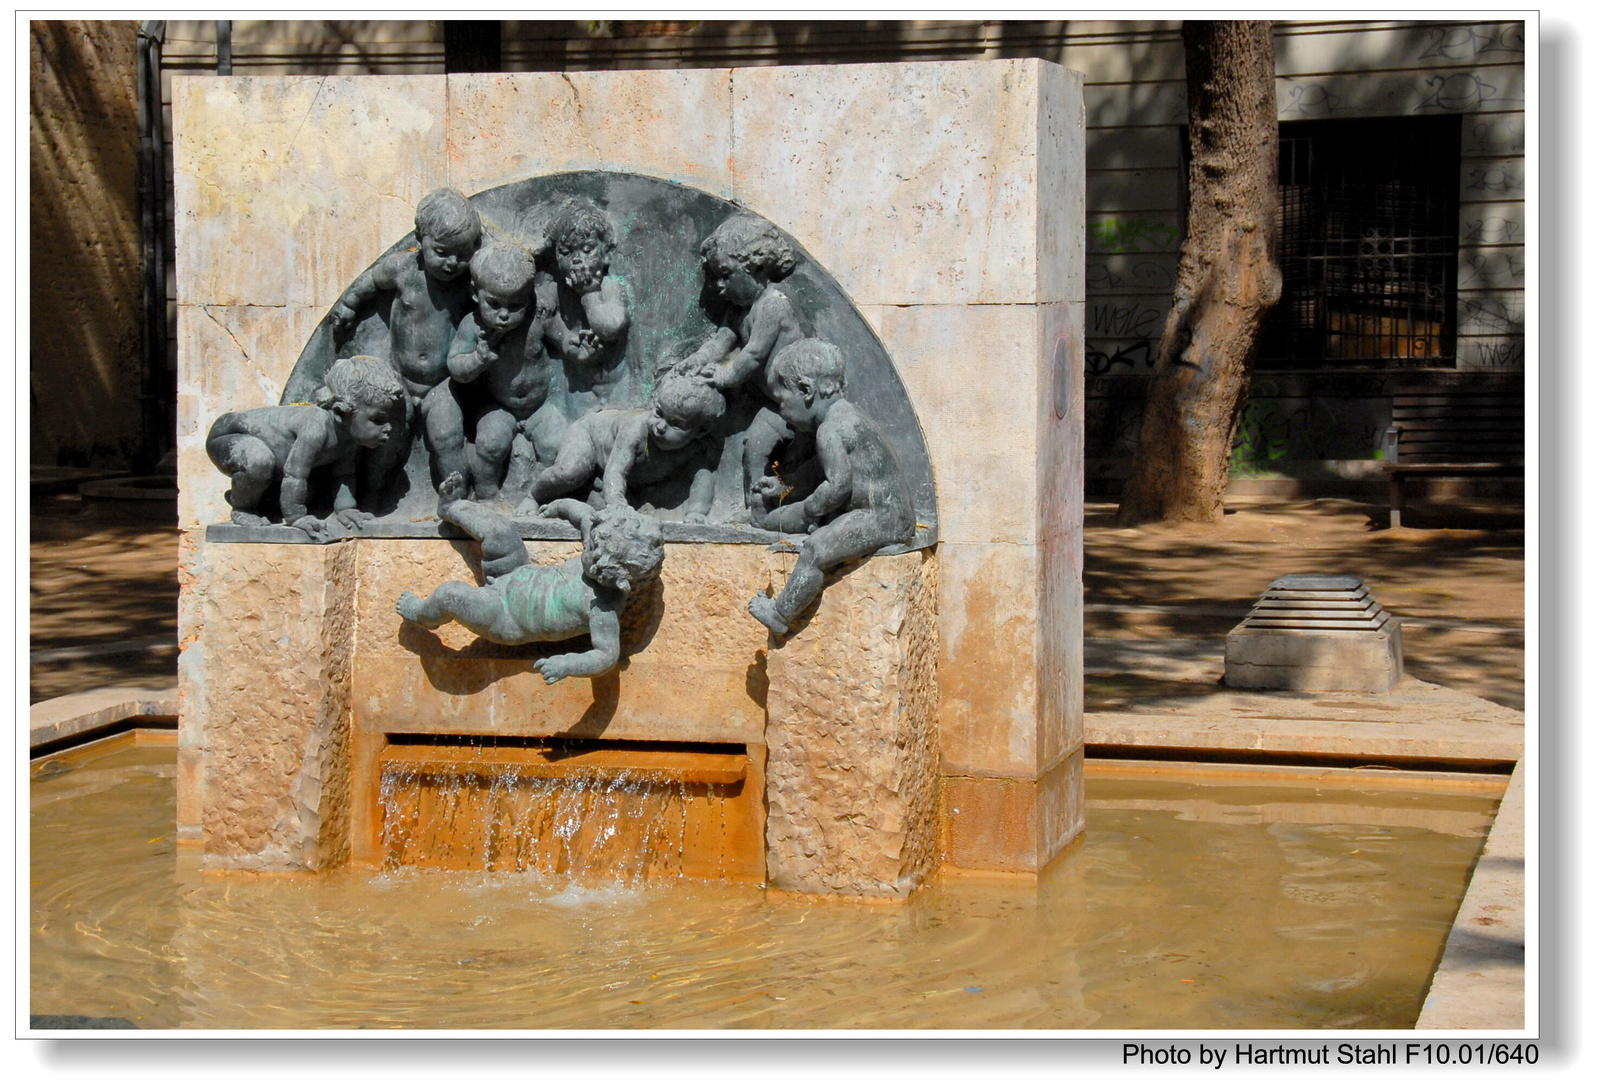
[29, 742, 1499, 1030]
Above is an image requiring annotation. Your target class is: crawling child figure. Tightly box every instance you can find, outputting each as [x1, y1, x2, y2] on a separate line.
[519, 370, 726, 521]
[396, 474, 664, 683]
[206, 354, 404, 541]
[746, 338, 916, 637]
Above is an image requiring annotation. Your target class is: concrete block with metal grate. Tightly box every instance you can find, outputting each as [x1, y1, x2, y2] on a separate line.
[1224, 574, 1403, 692]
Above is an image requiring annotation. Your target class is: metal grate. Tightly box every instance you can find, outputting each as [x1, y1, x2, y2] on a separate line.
[1260, 117, 1461, 369]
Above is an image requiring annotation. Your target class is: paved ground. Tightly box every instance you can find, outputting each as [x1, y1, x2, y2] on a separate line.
[1084, 496, 1525, 711]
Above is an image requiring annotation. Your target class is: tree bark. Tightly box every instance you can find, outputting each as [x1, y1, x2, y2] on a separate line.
[1116, 21, 1282, 525]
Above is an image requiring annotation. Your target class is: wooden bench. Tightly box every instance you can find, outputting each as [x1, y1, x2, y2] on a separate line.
[1382, 388, 1524, 528]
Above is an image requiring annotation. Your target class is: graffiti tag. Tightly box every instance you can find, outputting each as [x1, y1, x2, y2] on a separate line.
[1419, 24, 1524, 60]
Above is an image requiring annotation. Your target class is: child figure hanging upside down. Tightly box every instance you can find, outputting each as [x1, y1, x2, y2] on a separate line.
[395, 472, 664, 683]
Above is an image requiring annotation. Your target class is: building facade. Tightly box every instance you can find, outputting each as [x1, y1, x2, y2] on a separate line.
[34, 19, 1527, 492]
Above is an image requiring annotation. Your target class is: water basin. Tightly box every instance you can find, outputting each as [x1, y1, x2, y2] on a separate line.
[29, 735, 1502, 1030]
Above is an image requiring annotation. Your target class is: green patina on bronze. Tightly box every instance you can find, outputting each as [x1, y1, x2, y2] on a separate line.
[278, 171, 937, 541]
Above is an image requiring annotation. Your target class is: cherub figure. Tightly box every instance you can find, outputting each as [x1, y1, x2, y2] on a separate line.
[543, 200, 632, 407]
[675, 214, 809, 506]
[327, 187, 482, 489]
[517, 371, 726, 521]
[396, 474, 664, 684]
[745, 339, 915, 637]
[440, 242, 558, 502]
[206, 355, 405, 541]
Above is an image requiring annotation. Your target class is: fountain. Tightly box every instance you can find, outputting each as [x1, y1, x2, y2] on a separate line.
[30, 734, 1504, 1028]
[173, 59, 1086, 893]
[28, 60, 1523, 1033]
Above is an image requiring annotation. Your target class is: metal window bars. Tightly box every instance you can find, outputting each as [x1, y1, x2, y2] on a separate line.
[1260, 116, 1461, 369]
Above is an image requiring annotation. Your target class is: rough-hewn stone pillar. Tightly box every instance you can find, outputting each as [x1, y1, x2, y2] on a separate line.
[177, 540, 355, 870]
[764, 552, 939, 896]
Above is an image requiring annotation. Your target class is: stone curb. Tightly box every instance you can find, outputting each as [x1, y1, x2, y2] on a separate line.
[29, 686, 179, 749]
[1415, 759, 1526, 1031]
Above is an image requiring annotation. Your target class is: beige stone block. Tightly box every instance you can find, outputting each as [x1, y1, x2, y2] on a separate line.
[175, 746, 205, 838]
[1036, 748, 1085, 867]
[1037, 301, 1084, 768]
[176, 303, 325, 530]
[935, 541, 1042, 778]
[28, 686, 177, 749]
[1036, 64, 1087, 304]
[444, 70, 734, 198]
[351, 539, 773, 744]
[764, 551, 939, 897]
[731, 59, 1067, 306]
[863, 303, 1043, 546]
[941, 750, 1084, 873]
[1224, 623, 1404, 692]
[941, 773, 1039, 873]
[172, 74, 448, 308]
[187, 542, 355, 869]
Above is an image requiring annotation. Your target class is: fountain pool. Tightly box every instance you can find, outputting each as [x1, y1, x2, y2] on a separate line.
[30, 733, 1503, 1030]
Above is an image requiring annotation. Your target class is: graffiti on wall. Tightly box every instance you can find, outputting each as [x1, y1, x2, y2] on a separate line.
[1464, 118, 1525, 154]
[1087, 259, 1176, 293]
[1087, 299, 1167, 373]
[1459, 250, 1525, 289]
[1282, 83, 1343, 116]
[1464, 163, 1525, 193]
[1231, 396, 1385, 474]
[1458, 297, 1523, 336]
[1090, 301, 1165, 340]
[1462, 216, 1523, 244]
[1463, 340, 1525, 369]
[1085, 340, 1154, 375]
[1419, 24, 1524, 61]
[1415, 72, 1511, 112]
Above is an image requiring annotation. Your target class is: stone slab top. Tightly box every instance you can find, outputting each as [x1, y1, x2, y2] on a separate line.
[1416, 759, 1526, 1030]
[1267, 573, 1365, 592]
[205, 521, 937, 552]
[1086, 673, 1522, 766]
[30, 686, 179, 749]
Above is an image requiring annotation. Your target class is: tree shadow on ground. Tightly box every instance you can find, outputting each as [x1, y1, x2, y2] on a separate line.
[30, 495, 179, 650]
[1084, 497, 1526, 709]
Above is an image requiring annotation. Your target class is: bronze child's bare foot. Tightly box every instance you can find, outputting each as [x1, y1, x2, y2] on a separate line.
[748, 593, 789, 636]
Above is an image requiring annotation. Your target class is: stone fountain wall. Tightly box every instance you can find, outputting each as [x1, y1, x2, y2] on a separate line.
[174, 60, 1085, 889]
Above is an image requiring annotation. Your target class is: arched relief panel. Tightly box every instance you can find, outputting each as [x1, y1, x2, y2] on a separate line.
[281, 171, 937, 549]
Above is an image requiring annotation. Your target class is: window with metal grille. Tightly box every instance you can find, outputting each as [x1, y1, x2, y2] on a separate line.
[1258, 116, 1461, 369]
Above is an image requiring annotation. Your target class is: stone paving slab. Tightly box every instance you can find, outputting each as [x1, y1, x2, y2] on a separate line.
[29, 685, 178, 749]
[1086, 637, 1523, 765]
[1416, 760, 1526, 1031]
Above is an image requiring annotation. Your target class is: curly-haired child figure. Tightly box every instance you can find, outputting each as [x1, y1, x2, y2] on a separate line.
[544, 200, 632, 410]
[327, 188, 482, 491]
[746, 339, 915, 637]
[396, 474, 664, 683]
[519, 370, 727, 521]
[206, 355, 405, 541]
[677, 214, 810, 508]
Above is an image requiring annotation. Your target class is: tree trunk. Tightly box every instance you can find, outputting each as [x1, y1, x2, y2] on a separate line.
[1116, 21, 1282, 525]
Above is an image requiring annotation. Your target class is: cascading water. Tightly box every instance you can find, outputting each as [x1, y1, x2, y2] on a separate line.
[375, 741, 754, 884]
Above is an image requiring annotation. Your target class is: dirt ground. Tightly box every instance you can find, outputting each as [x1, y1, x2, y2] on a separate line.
[28, 491, 1525, 711]
[1084, 495, 1525, 710]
